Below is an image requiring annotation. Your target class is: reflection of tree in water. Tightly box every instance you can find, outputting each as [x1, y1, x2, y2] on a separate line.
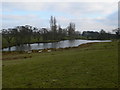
[42, 43, 52, 49]
[8, 47, 11, 51]
[51, 42, 59, 48]
[37, 43, 40, 46]
[27, 44, 31, 50]
[15, 44, 31, 51]
[68, 40, 75, 47]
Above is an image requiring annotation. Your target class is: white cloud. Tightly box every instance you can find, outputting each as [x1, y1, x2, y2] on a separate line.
[2, 2, 117, 16]
[56, 17, 117, 32]
[1, 2, 118, 32]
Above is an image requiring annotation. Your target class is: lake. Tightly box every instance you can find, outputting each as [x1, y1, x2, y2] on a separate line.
[2, 39, 111, 51]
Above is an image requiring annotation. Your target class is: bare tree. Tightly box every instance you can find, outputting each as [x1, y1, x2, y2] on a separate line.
[68, 22, 75, 37]
[113, 28, 120, 36]
[50, 16, 57, 40]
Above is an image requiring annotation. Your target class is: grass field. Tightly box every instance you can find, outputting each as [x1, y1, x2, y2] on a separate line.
[2, 41, 119, 88]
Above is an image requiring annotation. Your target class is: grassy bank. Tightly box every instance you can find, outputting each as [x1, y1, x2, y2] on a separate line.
[2, 41, 119, 88]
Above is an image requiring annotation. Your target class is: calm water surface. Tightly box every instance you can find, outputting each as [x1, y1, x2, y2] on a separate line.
[2, 39, 111, 51]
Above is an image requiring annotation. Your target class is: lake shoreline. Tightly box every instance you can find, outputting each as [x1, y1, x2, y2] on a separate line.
[2, 38, 111, 49]
[2, 42, 102, 54]
[2, 42, 100, 60]
[2, 39, 111, 52]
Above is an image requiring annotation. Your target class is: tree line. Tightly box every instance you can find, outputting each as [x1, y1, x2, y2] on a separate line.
[2, 16, 120, 48]
[82, 29, 120, 40]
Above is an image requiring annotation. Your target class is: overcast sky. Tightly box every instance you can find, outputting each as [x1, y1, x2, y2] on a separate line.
[2, 1, 118, 32]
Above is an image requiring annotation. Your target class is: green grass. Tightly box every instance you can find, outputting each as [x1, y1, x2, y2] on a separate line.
[2, 41, 119, 88]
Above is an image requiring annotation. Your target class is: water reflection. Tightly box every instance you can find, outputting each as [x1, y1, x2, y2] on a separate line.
[2, 39, 111, 51]
[15, 44, 31, 51]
